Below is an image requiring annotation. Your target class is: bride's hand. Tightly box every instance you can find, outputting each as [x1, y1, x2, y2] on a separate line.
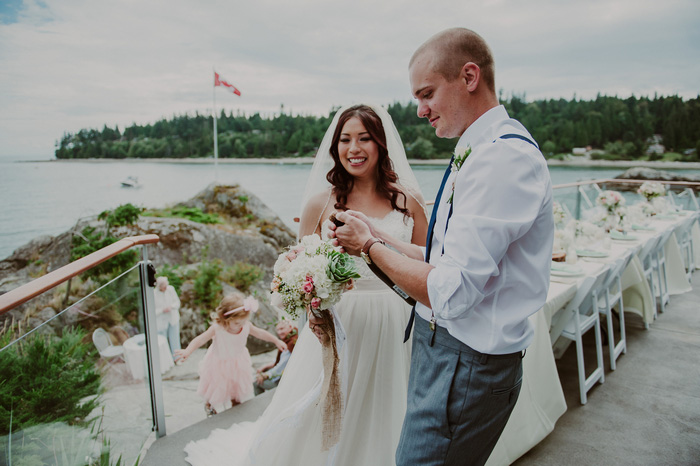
[332, 210, 373, 256]
[308, 311, 330, 344]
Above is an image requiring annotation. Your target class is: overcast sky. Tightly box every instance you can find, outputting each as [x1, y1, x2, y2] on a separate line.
[1, 0, 698, 159]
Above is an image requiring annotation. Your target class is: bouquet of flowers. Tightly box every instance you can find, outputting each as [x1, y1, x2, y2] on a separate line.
[269, 233, 360, 451]
[270, 234, 360, 320]
[596, 190, 626, 213]
[637, 181, 666, 201]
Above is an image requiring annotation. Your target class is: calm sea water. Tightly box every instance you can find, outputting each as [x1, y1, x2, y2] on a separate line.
[1, 157, 696, 260]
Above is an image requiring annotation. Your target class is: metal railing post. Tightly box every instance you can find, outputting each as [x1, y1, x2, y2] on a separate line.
[138, 245, 167, 438]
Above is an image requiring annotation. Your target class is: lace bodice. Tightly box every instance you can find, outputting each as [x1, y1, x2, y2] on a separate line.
[321, 210, 414, 279]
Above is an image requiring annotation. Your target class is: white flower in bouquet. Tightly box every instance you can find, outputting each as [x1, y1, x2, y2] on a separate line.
[271, 234, 361, 320]
[596, 190, 626, 213]
[637, 181, 666, 201]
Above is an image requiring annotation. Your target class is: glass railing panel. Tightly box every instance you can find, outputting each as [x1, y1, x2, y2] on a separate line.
[0, 263, 150, 466]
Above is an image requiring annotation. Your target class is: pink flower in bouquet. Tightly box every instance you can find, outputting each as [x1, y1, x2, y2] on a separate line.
[311, 297, 321, 309]
[302, 278, 314, 294]
[271, 276, 281, 292]
[286, 251, 297, 261]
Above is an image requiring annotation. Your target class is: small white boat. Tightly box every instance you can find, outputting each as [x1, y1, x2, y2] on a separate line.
[121, 176, 141, 188]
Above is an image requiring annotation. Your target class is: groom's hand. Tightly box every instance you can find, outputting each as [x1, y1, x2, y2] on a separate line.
[332, 210, 373, 256]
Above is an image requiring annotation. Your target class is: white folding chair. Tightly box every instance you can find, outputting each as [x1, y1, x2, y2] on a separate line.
[637, 235, 662, 325]
[675, 215, 697, 282]
[92, 328, 125, 369]
[597, 252, 635, 370]
[670, 188, 699, 211]
[579, 186, 595, 209]
[652, 228, 674, 314]
[555, 270, 608, 405]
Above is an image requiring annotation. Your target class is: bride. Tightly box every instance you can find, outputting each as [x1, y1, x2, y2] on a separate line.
[184, 104, 428, 466]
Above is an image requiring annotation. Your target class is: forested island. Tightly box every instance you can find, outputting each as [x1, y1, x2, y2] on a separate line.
[55, 94, 700, 162]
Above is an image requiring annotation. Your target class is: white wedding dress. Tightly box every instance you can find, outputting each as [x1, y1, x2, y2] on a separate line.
[184, 211, 414, 466]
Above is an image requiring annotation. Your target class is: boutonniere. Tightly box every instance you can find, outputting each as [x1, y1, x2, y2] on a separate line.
[447, 145, 471, 204]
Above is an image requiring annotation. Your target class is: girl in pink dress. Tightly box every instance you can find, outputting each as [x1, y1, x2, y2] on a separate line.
[175, 293, 288, 415]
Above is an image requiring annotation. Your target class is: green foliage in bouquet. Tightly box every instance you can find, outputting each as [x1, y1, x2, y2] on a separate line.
[326, 251, 361, 283]
[0, 327, 102, 437]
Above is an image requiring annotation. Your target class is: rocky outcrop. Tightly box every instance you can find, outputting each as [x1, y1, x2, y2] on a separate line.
[0, 184, 297, 355]
[608, 167, 700, 192]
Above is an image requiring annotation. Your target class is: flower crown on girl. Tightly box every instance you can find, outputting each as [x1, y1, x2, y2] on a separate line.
[223, 296, 259, 316]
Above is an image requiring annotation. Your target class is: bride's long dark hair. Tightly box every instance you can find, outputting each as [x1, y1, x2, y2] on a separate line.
[327, 105, 409, 217]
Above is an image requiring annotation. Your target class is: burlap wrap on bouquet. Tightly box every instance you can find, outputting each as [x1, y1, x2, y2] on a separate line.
[317, 309, 343, 452]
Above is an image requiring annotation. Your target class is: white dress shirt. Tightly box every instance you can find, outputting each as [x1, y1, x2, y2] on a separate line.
[154, 285, 181, 329]
[416, 105, 554, 354]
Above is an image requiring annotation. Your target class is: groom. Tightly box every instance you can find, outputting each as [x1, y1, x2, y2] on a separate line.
[331, 28, 553, 465]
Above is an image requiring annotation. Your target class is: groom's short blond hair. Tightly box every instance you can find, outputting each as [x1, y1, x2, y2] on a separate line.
[410, 28, 495, 93]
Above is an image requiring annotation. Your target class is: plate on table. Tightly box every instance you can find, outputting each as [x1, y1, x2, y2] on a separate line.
[610, 230, 638, 241]
[654, 214, 676, 220]
[576, 249, 609, 258]
[550, 262, 585, 277]
[632, 224, 655, 231]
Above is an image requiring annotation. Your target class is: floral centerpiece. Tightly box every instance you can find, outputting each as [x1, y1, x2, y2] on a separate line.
[594, 190, 627, 232]
[270, 233, 360, 450]
[637, 181, 666, 201]
[553, 201, 567, 227]
[596, 190, 626, 213]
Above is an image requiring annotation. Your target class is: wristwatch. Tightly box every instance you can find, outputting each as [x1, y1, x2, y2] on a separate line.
[360, 237, 385, 265]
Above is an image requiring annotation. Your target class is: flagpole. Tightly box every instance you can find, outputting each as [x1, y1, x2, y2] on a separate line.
[212, 68, 219, 183]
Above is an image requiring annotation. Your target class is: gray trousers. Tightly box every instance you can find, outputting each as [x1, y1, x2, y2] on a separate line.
[396, 316, 523, 466]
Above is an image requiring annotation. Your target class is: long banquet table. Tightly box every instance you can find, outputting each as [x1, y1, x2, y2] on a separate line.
[485, 209, 698, 466]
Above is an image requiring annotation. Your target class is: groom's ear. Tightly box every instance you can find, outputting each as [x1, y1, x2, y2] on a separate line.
[461, 62, 480, 93]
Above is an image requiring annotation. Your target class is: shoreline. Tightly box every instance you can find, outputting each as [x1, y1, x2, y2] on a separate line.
[17, 157, 700, 169]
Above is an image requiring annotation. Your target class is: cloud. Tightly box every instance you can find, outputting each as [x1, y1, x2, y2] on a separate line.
[1, 0, 698, 158]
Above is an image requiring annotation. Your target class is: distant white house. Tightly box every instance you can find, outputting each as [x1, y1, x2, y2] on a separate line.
[646, 143, 665, 155]
[571, 146, 593, 155]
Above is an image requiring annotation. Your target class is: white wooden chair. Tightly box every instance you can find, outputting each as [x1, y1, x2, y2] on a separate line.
[652, 228, 674, 314]
[675, 215, 697, 281]
[555, 270, 609, 405]
[92, 328, 125, 369]
[637, 235, 663, 325]
[597, 251, 635, 370]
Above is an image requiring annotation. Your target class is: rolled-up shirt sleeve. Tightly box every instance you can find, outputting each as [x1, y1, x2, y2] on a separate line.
[427, 140, 548, 321]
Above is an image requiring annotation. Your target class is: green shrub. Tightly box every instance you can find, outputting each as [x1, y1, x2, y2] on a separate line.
[143, 206, 221, 224]
[223, 262, 264, 292]
[193, 259, 223, 312]
[98, 204, 142, 228]
[0, 327, 102, 436]
[71, 226, 138, 279]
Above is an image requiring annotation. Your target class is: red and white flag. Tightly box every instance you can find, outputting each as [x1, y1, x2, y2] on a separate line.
[214, 72, 241, 96]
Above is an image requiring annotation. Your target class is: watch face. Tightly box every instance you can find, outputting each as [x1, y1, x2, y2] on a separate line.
[361, 252, 371, 264]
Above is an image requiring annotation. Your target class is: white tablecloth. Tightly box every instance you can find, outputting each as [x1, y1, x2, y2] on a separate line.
[123, 333, 174, 380]
[487, 209, 697, 465]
